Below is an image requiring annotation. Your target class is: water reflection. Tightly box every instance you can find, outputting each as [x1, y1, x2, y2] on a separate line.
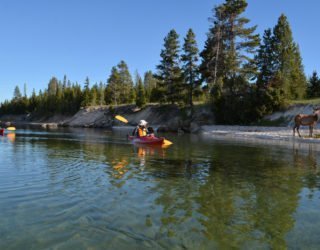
[293, 142, 318, 168]
[112, 159, 129, 178]
[1, 129, 320, 249]
[7, 133, 16, 142]
[292, 142, 320, 200]
[144, 138, 320, 249]
[0, 132, 16, 142]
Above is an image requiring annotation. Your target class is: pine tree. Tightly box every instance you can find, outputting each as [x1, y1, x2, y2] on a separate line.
[223, 0, 260, 91]
[307, 71, 320, 98]
[200, 0, 259, 95]
[135, 73, 146, 108]
[90, 83, 99, 106]
[156, 29, 183, 104]
[200, 0, 260, 124]
[104, 61, 134, 105]
[82, 77, 91, 107]
[254, 28, 286, 115]
[117, 60, 134, 104]
[255, 15, 307, 113]
[181, 28, 200, 107]
[21, 83, 29, 112]
[11, 86, 24, 114]
[23, 83, 27, 98]
[199, 4, 227, 92]
[98, 81, 105, 105]
[62, 75, 67, 91]
[143, 71, 157, 102]
[273, 14, 307, 99]
[55, 82, 63, 113]
[29, 89, 38, 112]
[13, 86, 22, 100]
[105, 67, 121, 105]
[256, 29, 277, 89]
[48, 77, 58, 96]
[73, 82, 83, 113]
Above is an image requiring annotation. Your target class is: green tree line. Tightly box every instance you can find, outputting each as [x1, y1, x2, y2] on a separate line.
[1, 0, 319, 124]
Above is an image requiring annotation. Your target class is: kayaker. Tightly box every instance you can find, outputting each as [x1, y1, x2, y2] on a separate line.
[132, 120, 148, 137]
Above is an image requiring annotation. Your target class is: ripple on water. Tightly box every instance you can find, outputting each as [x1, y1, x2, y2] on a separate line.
[2, 130, 320, 249]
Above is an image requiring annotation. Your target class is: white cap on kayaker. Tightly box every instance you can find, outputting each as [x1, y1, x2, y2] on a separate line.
[139, 120, 148, 126]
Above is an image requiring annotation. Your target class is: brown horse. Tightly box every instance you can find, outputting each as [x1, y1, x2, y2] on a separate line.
[293, 108, 320, 137]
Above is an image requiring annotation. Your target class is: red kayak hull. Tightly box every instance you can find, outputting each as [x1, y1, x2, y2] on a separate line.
[128, 135, 164, 145]
[0, 128, 4, 136]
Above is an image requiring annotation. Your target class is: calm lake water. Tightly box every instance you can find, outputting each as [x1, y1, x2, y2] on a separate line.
[1, 128, 320, 249]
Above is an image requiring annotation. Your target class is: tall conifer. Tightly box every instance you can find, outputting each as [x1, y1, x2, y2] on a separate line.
[13, 86, 22, 100]
[200, 0, 259, 95]
[273, 14, 306, 99]
[105, 67, 121, 105]
[200, 0, 260, 124]
[156, 29, 183, 104]
[143, 71, 157, 102]
[117, 60, 134, 103]
[181, 28, 200, 107]
[135, 73, 146, 108]
[81, 77, 91, 107]
[307, 71, 320, 98]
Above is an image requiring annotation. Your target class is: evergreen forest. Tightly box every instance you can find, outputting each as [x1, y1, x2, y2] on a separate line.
[1, 0, 319, 124]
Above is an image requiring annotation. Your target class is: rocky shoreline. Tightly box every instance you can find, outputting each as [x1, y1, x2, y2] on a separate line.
[201, 125, 320, 142]
[0, 104, 215, 133]
[1, 103, 320, 139]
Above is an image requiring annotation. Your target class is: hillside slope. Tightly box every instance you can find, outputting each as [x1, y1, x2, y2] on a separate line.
[264, 104, 318, 127]
[62, 104, 215, 132]
[2, 103, 319, 132]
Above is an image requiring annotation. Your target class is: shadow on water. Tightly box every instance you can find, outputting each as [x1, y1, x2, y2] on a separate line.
[1, 128, 320, 249]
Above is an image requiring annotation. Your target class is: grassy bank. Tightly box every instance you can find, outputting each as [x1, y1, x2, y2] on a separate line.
[289, 98, 320, 105]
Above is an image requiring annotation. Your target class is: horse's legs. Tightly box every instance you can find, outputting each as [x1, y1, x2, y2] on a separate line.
[297, 125, 301, 137]
[293, 125, 296, 136]
[310, 125, 314, 137]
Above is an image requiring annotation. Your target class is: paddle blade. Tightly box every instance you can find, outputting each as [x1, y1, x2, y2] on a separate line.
[115, 115, 128, 124]
[7, 127, 16, 131]
[163, 139, 173, 146]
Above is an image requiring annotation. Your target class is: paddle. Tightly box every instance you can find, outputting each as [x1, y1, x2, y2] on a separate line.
[114, 115, 173, 146]
[115, 115, 128, 124]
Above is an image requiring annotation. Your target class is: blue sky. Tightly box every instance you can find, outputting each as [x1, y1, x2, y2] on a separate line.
[0, 0, 319, 102]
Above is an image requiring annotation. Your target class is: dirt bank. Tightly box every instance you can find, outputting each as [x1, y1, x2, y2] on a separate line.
[63, 104, 215, 132]
[1, 103, 319, 133]
[0, 104, 215, 132]
[0, 114, 72, 129]
[264, 104, 316, 126]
